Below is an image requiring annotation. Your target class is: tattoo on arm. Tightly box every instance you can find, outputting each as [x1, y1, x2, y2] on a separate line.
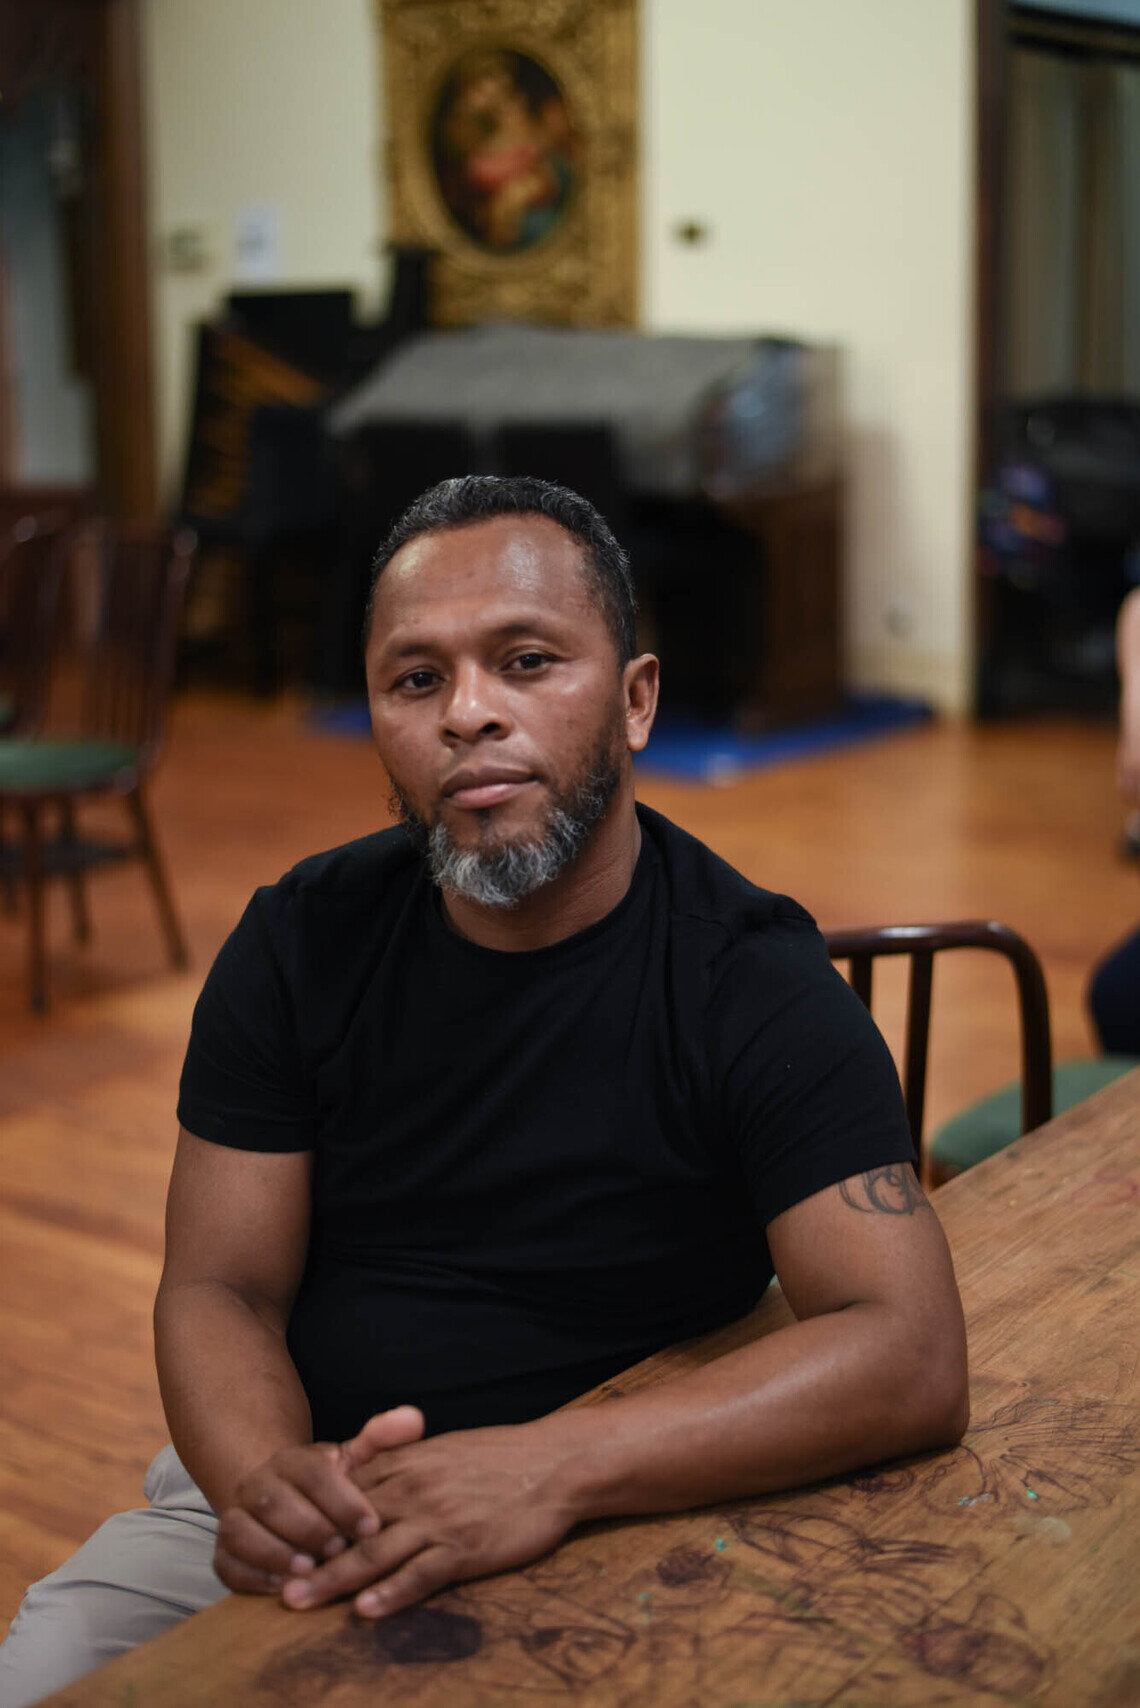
[838, 1164, 928, 1216]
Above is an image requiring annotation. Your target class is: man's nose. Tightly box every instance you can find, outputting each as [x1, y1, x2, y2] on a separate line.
[443, 664, 508, 741]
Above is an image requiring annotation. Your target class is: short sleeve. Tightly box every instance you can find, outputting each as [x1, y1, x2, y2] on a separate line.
[177, 889, 318, 1152]
[709, 914, 916, 1225]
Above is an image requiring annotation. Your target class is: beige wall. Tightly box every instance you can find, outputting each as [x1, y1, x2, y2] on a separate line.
[643, 0, 975, 709]
[142, 0, 384, 496]
[142, 0, 975, 710]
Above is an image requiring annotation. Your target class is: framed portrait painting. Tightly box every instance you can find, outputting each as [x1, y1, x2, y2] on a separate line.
[378, 0, 638, 325]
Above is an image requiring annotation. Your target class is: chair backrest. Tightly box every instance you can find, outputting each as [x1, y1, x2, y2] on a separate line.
[0, 514, 68, 735]
[824, 920, 1054, 1178]
[72, 522, 197, 768]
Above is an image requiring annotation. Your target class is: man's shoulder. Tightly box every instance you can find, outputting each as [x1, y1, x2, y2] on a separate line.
[253, 824, 421, 931]
[637, 801, 817, 944]
[638, 803, 847, 1059]
[280, 824, 418, 894]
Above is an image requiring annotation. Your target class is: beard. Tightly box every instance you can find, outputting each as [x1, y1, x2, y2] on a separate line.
[390, 724, 624, 910]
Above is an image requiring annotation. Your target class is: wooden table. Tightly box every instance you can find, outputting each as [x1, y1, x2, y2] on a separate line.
[46, 1071, 1140, 1707]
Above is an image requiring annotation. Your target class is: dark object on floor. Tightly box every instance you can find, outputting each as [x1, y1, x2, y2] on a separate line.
[0, 523, 196, 1012]
[824, 920, 1053, 1185]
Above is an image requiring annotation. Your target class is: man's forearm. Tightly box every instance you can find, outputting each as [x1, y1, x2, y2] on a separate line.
[295, 1294, 967, 1619]
[542, 1300, 968, 1524]
[154, 1278, 313, 1513]
[284, 1170, 969, 1617]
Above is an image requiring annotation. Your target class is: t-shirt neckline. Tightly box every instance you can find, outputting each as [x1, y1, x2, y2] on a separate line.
[420, 824, 657, 967]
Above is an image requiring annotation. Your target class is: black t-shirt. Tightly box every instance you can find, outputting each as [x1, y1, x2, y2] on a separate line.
[178, 803, 914, 1441]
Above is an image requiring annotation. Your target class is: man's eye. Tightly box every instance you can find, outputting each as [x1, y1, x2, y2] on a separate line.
[510, 652, 549, 672]
[398, 669, 438, 691]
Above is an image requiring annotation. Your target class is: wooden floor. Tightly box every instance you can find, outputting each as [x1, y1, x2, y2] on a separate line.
[0, 693, 1135, 1634]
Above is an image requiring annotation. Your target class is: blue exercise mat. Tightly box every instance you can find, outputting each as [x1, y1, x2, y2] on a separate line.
[635, 695, 933, 784]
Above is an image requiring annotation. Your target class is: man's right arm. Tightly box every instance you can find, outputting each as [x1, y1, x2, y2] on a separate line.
[153, 1128, 396, 1591]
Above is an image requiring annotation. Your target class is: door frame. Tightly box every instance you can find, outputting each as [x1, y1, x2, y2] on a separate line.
[0, 0, 157, 519]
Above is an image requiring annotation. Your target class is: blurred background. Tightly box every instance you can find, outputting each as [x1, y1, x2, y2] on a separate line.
[2, 0, 1140, 1630]
[4, 0, 1139, 723]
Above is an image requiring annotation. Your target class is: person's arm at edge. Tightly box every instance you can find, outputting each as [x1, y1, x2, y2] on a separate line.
[154, 1128, 407, 1590]
[1117, 587, 1140, 801]
[291, 1161, 968, 1615]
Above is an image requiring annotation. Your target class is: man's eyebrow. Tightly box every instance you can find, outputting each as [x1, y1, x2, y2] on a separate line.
[380, 619, 569, 660]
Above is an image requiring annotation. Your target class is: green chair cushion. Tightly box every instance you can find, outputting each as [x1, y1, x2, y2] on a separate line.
[0, 738, 140, 794]
[930, 1054, 1140, 1173]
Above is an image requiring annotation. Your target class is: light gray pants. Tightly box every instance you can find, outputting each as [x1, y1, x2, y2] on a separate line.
[0, 1447, 227, 1708]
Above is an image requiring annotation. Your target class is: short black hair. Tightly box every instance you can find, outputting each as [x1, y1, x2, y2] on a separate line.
[364, 474, 638, 664]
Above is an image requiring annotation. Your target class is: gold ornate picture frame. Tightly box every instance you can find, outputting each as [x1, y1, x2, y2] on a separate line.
[378, 0, 638, 326]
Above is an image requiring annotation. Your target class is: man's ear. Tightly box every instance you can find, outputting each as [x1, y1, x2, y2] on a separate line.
[623, 653, 660, 754]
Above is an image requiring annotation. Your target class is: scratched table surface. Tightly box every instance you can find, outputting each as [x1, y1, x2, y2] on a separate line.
[45, 1069, 1140, 1708]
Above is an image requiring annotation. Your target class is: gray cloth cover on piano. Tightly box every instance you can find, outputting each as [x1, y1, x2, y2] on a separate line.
[327, 322, 762, 498]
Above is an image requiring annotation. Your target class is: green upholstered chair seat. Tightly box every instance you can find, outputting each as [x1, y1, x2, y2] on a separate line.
[931, 1055, 1140, 1174]
[0, 738, 141, 794]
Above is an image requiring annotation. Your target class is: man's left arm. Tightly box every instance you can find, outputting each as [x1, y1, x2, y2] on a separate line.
[283, 1162, 967, 1617]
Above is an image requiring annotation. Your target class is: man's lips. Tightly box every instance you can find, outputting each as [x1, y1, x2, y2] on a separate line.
[441, 769, 537, 810]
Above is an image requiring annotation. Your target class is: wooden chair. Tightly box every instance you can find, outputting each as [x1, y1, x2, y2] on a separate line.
[0, 516, 70, 916]
[0, 514, 69, 736]
[0, 522, 196, 1012]
[823, 920, 1053, 1187]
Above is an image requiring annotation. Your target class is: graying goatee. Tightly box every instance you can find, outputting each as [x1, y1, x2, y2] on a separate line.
[428, 796, 602, 908]
[391, 759, 619, 909]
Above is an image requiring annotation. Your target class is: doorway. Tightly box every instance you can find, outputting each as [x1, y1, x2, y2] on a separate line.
[0, 0, 156, 519]
[975, 0, 1140, 714]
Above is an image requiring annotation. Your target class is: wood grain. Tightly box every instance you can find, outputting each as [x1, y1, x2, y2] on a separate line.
[1, 694, 1136, 1656]
[38, 1071, 1140, 1706]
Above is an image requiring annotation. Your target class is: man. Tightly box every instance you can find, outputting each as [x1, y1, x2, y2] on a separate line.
[0, 477, 968, 1703]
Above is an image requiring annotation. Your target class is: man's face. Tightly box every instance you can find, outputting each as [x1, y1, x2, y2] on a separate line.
[365, 516, 631, 890]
